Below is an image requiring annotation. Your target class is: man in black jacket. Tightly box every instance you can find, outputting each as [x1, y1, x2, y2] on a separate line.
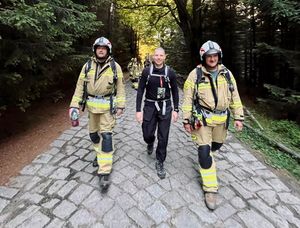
[136, 47, 179, 179]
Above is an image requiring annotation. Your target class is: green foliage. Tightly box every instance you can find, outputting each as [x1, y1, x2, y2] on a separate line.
[229, 122, 300, 180]
[116, 0, 178, 47]
[0, 0, 102, 113]
[269, 120, 300, 149]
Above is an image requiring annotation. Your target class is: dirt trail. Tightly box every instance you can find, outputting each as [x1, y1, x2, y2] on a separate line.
[0, 99, 70, 185]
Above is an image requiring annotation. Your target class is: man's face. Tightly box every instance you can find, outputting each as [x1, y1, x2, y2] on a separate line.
[153, 49, 166, 67]
[205, 53, 219, 68]
[96, 46, 108, 59]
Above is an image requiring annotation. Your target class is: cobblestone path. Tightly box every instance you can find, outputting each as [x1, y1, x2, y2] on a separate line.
[1, 83, 300, 228]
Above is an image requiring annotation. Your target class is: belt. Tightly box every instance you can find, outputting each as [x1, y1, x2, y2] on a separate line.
[145, 98, 170, 115]
[88, 94, 111, 99]
[201, 106, 227, 115]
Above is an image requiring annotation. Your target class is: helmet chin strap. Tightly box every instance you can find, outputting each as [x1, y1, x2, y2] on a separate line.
[95, 54, 109, 63]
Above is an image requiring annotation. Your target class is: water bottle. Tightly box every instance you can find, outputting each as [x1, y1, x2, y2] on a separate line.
[71, 109, 79, 127]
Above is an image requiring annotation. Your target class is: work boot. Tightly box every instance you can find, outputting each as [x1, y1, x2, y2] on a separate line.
[92, 157, 98, 167]
[147, 143, 154, 155]
[155, 161, 166, 179]
[204, 192, 217, 210]
[99, 174, 110, 191]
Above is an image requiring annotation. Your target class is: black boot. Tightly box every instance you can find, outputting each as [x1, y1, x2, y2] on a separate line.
[99, 174, 110, 191]
[155, 161, 166, 179]
[147, 143, 154, 155]
[92, 157, 98, 167]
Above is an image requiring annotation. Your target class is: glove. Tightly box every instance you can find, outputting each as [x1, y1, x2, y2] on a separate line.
[69, 107, 79, 120]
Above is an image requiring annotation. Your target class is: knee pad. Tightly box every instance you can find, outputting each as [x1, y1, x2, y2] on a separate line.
[89, 132, 100, 144]
[101, 132, 113, 152]
[211, 142, 223, 152]
[198, 145, 212, 169]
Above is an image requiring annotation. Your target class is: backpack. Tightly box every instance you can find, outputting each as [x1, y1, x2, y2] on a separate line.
[80, 58, 118, 112]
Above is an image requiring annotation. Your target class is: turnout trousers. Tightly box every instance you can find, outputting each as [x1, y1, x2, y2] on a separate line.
[191, 123, 227, 193]
[142, 100, 172, 163]
[88, 112, 116, 175]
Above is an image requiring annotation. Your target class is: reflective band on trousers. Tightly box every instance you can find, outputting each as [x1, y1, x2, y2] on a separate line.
[97, 153, 113, 174]
[199, 166, 218, 192]
[145, 99, 170, 115]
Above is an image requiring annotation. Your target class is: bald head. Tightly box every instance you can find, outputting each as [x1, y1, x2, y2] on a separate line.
[154, 47, 165, 55]
[153, 47, 166, 68]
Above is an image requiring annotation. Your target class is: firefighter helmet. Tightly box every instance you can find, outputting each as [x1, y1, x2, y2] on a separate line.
[199, 40, 222, 61]
[93, 37, 112, 54]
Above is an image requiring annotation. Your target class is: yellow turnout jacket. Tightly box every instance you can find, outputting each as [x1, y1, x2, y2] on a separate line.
[182, 64, 244, 125]
[70, 56, 126, 113]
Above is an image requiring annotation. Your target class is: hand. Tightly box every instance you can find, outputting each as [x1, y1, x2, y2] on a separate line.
[136, 112, 143, 124]
[172, 111, 178, 123]
[184, 123, 193, 133]
[234, 120, 243, 132]
[69, 107, 79, 119]
[116, 108, 124, 116]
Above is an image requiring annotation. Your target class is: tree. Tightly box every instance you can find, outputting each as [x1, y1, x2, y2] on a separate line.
[0, 0, 101, 113]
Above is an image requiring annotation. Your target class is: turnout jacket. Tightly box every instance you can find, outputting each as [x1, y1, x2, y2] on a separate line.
[70, 56, 126, 113]
[182, 64, 244, 124]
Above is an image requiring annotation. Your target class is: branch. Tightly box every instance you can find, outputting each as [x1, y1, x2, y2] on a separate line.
[149, 7, 175, 28]
[166, 2, 181, 26]
[115, 1, 169, 10]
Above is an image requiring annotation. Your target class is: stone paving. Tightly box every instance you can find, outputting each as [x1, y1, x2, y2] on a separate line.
[1, 83, 300, 228]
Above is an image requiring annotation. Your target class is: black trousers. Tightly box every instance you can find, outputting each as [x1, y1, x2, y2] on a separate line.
[142, 101, 172, 163]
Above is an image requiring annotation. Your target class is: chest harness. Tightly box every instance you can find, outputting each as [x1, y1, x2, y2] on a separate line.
[145, 64, 171, 115]
[80, 58, 118, 114]
[193, 66, 234, 128]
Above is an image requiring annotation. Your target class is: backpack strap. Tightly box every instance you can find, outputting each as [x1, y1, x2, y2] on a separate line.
[146, 64, 170, 88]
[109, 58, 118, 114]
[195, 66, 202, 99]
[146, 64, 153, 86]
[224, 69, 234, 93]
[80, 59, 92, 111]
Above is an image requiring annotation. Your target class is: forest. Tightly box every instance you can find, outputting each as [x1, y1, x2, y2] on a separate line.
[1, 0, 299, 114]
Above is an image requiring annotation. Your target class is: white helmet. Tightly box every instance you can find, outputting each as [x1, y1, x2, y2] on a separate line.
[199, 40, 222, 61]
[93, 37, 112, 54]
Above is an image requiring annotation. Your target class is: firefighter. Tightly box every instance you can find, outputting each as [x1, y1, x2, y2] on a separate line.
[127, 57, 140, 89]
[136, 47, 179, 179]
[182, 40, 244, 210]
[143, 53, 151, 68]
[69, 37, 126, 191]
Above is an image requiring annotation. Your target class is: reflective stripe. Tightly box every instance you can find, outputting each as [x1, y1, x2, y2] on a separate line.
[184, 80, 194, 90]
[116, 97, 126, 102]
[198, 84, 211, 89]
[87, 96, 115, 109]
[182, 105, 192, 112]
[191, 134, 197, 141]
[230, 101, 243, 108]
[94, 145, 100, 152]
[72, 96, 81, 102]
[97, 154, 113, 163]
[87, 102, 110, 109]
[199, 166, 218, 190]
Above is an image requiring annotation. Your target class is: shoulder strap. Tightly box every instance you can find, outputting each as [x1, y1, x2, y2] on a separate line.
[224, 70, 234, 92]
[164, 65, 171, 88]
[194, 66, 218, 109]
[110, 58, 118, 81]
[195, 66, 202, 98]
[146, 64, 153, 86]
[84, 59, 92, 77]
